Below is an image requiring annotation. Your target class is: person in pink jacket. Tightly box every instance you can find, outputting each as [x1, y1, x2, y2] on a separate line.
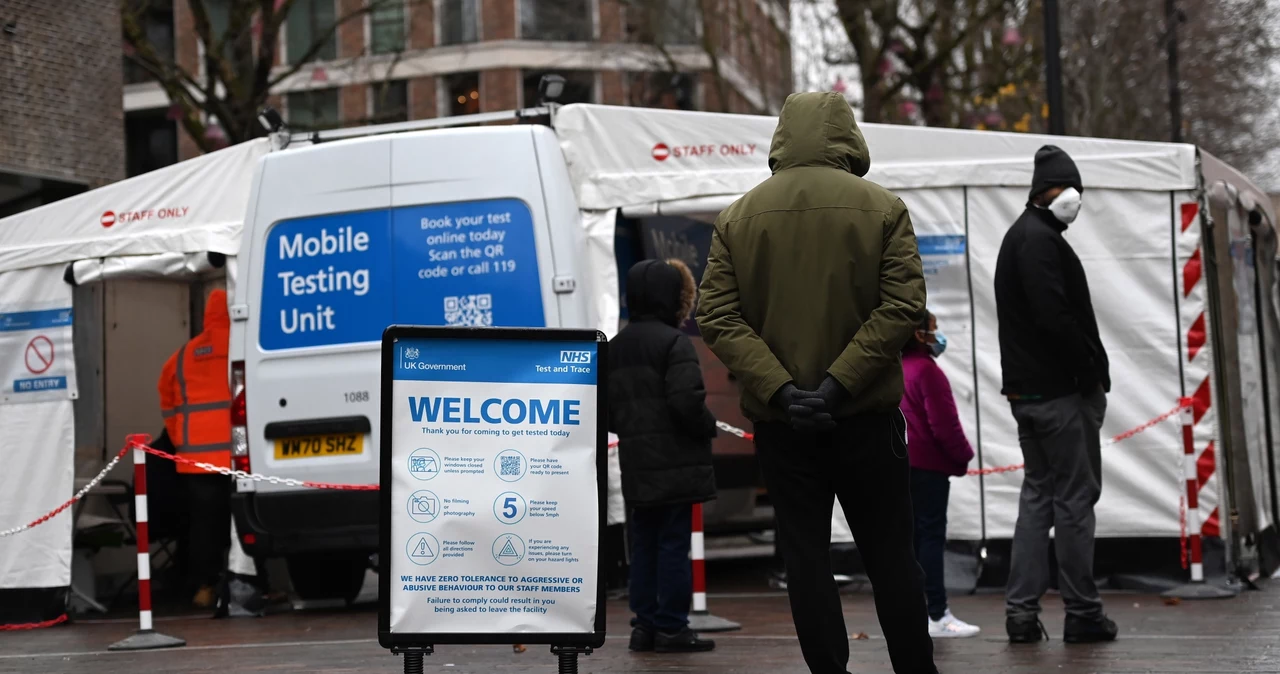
[902, 310, 980, 638]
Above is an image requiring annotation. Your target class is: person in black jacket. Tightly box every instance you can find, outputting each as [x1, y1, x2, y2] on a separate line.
[995, 145, 1117, 645]
[609, 258, 717, 654]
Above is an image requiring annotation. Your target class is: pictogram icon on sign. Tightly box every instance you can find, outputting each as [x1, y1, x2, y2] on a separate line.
[652, 143, 670, 161]
[24, 335, 54, 374]
[101, 211, 116, 228]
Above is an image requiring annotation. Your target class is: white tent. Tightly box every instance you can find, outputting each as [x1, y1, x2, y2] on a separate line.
[0, 139, 267, 620]
[551, 104, 1280, 562]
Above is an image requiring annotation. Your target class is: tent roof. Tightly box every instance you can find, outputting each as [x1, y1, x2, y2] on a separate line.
[553, 104, 1202, 211]
[0, 139, 269, 275]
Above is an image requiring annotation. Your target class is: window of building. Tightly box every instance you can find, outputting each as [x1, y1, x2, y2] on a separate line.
[371, 80, 409, 123]
[629, 72, 695, 109]
[522, 70, 594, 106]
[287, 88, 341, 130]
[520, 0, 591, 42]
[124, 110, 178, 177]
[626, 0, 698, 46]
[445, 73, 481, 116]
[439, 0, 479, 46]
[371, 1, 406, 54]
[122, 0, 175, 84]
[287, 0, 338, 64]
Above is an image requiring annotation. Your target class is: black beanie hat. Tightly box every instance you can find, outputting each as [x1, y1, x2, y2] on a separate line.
[1029, 145, 1083, 200]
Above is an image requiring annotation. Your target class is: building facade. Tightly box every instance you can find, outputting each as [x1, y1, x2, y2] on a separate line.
[123, 0, 793, 169]
[0, 0, 125, 216]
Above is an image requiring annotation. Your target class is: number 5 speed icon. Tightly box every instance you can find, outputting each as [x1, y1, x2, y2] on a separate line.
[493, 491, 527, 525]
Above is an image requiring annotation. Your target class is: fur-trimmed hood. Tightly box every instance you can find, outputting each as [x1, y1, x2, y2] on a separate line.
[626, 258, 697, 327]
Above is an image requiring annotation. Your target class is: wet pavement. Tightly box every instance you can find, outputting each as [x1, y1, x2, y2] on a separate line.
[3, 577, 1279, 673]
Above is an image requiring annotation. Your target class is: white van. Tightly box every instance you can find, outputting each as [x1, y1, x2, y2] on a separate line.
[228, 110, 608, 599]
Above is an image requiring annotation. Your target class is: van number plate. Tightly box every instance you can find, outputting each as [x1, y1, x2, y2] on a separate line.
[274, 434, 363, 459]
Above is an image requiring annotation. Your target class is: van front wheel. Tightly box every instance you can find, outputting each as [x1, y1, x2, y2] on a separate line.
[286, 552, 369, 603]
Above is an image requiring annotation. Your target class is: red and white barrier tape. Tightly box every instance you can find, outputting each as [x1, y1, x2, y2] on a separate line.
[965, 401, 1188, 477]
[0, 613, 69, 631]
[0, 400, 1192, 538]
[0, 446, 129, 539]
[137, 445, 379, 491]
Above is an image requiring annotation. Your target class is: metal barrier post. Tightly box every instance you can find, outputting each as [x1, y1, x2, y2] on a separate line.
[687, 503, 740, 632]
[108, 435, 186, 651]
[1163, 401, 1237, 600]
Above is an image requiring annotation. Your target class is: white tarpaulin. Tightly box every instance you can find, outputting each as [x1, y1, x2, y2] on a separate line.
[0, 265, 77, 589]
[553, 104, 1198, 212]
[551, 104, 1278, 542]
[0, 139, 269, 275]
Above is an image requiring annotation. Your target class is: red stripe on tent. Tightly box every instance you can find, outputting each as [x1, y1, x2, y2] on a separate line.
[1196, 441, 1215, 490]
[1186, 313, 1206, 361]
[1202, 507, 1220, 538]
[1181, 202, 1199, 233]
[1191, 378, 1212, 425]
[1183, 248, 1202, 297]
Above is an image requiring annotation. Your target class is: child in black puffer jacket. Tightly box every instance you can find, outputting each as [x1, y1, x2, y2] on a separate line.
[608, 258, 717, 654]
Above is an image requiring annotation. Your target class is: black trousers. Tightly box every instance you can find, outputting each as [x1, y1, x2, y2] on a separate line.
[183, 473, 231, 590]
[755, 416, 936, 674]
[910, 468, 951, 621]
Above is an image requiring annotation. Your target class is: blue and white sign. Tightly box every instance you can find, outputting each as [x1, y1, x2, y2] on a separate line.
[917, 234, 966, 277]
[387, 336, 599, 635]
[1, 306, 75, 404]
[260, 199, 546, 350]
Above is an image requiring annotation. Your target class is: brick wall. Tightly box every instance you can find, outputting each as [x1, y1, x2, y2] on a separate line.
[338, 0, 366, 59]
[0, 0, 125, 188]
[409, 77, 437, 119]
[342, 84, 367, 124]
[408, 0, 435, 50]
[482, 0, 515, 40]
[481, 69, 519, 111]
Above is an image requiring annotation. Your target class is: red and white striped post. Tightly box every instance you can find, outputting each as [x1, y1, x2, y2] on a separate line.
[1181, 399, 1204, 583]
[108, 435, 186, 651]
[686, 503, 740, 632]
[1163, 399, 1237, 600]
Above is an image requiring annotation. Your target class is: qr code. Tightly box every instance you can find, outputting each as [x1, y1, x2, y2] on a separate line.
[500, 455, 521, 476]
[444, 294, 493, 326]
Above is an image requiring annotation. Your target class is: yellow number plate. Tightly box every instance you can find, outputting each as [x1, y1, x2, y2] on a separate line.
[274, 434, 363, 459]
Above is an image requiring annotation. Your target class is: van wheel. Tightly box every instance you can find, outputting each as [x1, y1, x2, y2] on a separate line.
[286, 552, 369, 603]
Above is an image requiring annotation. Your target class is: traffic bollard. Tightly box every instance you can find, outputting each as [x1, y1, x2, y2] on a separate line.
[108, 435, 186, 651]
[687, 503, 741, 632]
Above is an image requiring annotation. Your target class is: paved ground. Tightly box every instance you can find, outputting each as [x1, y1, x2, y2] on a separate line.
[3, 578, 1279, 673]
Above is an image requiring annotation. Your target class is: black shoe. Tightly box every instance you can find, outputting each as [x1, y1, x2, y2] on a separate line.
[1006, 615, 1049, 643]
[1064, 614, 1118, 644]
[654, 627, 716, 653]
[629, 626, 654, 652]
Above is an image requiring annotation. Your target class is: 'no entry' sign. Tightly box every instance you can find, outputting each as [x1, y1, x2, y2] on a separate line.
[25, 335, 54, 374]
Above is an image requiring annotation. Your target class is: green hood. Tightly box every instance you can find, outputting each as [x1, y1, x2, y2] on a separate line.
[768, 92, 871, 177]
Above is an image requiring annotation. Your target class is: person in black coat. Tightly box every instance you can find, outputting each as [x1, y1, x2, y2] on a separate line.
[995, 145, 1116, 645]
[609, 258, 717, 654]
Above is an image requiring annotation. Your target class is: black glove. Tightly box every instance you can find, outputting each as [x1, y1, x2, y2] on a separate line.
[816, 376, 850, 409]
[774, 383, 834, 433]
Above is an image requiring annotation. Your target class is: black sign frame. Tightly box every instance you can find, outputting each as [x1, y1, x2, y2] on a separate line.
[377, 325, 608, 650]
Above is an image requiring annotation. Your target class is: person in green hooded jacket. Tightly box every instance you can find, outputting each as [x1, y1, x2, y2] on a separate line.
[697, 92, 935, 674]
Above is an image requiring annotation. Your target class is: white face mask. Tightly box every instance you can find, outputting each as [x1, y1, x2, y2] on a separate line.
[1047, 187, 1082, 225]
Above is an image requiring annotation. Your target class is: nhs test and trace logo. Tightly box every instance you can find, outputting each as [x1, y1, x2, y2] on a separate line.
[560, 350, 592, 364]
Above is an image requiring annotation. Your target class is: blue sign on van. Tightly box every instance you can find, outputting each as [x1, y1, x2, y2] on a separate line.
[391, 199, 545, 329]
[260, 199, 545, 351]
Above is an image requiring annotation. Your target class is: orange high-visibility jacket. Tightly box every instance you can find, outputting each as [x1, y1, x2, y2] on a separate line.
[158, 289, 232, 473]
